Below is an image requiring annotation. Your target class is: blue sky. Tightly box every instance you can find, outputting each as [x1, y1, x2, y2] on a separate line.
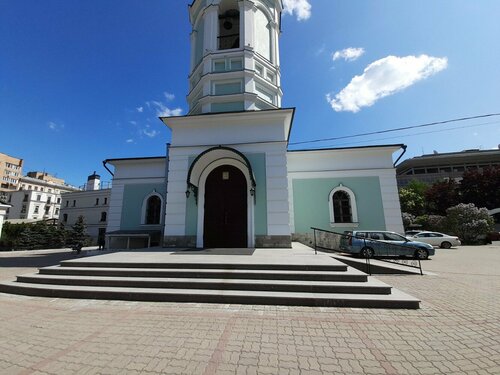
[1, 0, 499, 186]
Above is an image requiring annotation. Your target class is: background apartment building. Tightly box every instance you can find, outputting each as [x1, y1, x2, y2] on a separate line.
[5, 172, 80, 221]
[0, 152, 23, 200]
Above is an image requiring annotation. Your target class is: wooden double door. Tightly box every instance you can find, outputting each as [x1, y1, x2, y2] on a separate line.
[203, 165, 248, 248]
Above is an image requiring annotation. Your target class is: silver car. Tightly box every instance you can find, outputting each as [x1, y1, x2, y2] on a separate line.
[410, 232, 461, 248]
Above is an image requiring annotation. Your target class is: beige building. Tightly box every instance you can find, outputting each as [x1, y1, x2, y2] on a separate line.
[0, 152, 23, 199]
[5, 172, 80, 221]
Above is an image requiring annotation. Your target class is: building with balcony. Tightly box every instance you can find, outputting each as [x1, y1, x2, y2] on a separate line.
[0, 152, 23, 200]
[5, 172, 79, 221]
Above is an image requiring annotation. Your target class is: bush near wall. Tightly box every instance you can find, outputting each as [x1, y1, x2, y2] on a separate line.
[0, 221, 90, 251]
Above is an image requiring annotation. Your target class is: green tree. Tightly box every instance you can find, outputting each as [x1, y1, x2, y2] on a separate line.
[445, 203, 493, 244]
[68, 215, 88, 253]
[399, 180, 428, 216]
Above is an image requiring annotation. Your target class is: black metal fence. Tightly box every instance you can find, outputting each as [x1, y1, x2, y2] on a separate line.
[311, 227, 423, 275]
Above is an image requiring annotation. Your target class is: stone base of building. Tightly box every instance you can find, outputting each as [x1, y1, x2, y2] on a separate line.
[163, 235, 197, 248]
[163, 235, 292, 248]
[255, 235, 292, 248]
[291, 232, 315, 248]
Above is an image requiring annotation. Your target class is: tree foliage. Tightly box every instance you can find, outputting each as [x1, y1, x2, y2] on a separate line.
[68, 215, 89, 251]
[0, 221, 69, 251]
[425, 179, 460, 215]
[460, 166, 500, 209]
[399, 180, 428, 216]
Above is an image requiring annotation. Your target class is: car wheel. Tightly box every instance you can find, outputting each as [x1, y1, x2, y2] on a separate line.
[360, 247, 374, 258]
[414, 248, 429, 260]
[440, 241, 452, 249]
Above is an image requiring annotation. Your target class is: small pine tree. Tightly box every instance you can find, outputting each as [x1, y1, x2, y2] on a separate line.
[68, 216, 88, 253]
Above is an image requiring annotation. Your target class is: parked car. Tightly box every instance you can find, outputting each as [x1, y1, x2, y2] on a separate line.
[340, 230, 435, 260]
[409, 231, 461, 249]
[405, 230, 423, 237]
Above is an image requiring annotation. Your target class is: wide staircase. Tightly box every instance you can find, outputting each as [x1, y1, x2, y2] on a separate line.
[0, 248, 420, 309]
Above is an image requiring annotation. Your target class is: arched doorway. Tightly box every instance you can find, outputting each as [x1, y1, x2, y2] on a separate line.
[203, 165, 247, 248]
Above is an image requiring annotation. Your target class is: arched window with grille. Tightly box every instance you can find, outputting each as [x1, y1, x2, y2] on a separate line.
[328, 185, 358, 226]
[141, 192, 163, 225]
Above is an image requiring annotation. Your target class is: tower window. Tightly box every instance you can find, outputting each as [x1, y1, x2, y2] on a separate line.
[218, 4, 240, 50]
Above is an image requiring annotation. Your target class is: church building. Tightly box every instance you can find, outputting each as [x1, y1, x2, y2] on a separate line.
[104, 0, 405, 249]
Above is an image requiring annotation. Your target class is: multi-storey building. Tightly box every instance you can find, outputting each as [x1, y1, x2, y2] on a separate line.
[59, 172, 111, 245]
[5, 172, 79, 221]
[396, 148, 500, 187]
[0, 152, 23, 200]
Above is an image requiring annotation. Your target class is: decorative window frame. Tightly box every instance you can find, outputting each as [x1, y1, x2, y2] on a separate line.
[141, 191, 164, 226]
[328, 184, 359, 227]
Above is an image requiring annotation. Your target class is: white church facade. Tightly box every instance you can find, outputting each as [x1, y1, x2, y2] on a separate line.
[104, 0, 404, 249]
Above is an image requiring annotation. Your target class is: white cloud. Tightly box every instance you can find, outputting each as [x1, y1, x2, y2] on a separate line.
[142, 125, 160, 138]
[332, 47, 365, 62]
[136, 106, 143, 113]
[129, 120, 137, 125]
[125, 139, 134, 143]
[283, 0, 311, 21]
[326, 54, 448, 113]
[164, 92, 175, 101]
[48, 121, 64, 131]
[152, 101, 182, 117]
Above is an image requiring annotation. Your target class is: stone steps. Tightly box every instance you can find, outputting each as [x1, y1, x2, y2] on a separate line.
[16, 274, 391, 294]
[0, 252, 421, 309]
[38, 265, 367, 282]
[0, 281, 419, 309]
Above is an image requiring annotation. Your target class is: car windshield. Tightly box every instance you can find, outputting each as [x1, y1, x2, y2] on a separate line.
[383, 232, 407, 241]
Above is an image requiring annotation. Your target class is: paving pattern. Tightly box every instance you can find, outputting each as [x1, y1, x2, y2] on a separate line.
[0, 244, 499, 374]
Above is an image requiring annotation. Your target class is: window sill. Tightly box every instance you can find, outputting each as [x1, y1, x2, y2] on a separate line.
[330, 222, 359, 228]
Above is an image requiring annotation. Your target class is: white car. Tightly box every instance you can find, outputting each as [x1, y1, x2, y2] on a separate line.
[410, 232, 461, 249]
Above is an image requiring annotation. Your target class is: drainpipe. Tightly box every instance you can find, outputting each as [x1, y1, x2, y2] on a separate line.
[102, 160, 114, 177]
[393, 145, 407, 168]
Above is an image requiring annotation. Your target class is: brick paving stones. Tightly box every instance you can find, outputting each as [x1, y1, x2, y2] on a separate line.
[0, 244, 499, 374]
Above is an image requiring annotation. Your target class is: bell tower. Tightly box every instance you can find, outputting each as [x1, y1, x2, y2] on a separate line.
[187, 0, 283, 114]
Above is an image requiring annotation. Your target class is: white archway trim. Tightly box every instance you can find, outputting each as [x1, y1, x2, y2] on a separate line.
[196, 158, 255, 248]
[141, 191, 164, 226]
[328, 184, 359, 227]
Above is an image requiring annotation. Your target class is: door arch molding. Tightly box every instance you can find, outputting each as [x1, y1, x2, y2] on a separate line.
[196, 158, 255, 248]
[187, 146, 256, 202]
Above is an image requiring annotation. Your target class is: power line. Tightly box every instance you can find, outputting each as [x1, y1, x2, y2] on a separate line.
[289, 113, 500, 146]
[312, 120, 500, 149]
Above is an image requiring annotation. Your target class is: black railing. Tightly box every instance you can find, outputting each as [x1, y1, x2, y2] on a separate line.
[311, 227, 423, 275]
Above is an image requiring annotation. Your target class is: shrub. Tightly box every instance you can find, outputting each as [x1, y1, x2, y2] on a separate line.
[445, 203, 494, 244]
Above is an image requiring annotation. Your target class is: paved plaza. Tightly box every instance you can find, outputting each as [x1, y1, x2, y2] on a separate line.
[0, 244, 499, 375]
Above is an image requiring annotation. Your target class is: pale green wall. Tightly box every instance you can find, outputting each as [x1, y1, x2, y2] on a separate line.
[211, 102, 244, 113]
[292, 177, 386, 234]
[121, 183, 166, 230]
[185, 153, 267, 236]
